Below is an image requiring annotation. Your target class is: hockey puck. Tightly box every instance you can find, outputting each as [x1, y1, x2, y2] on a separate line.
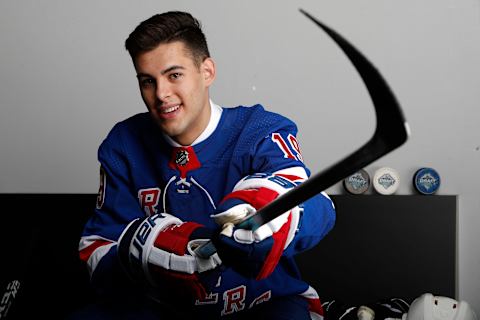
[343, 169, 370, 194]
[373, 167, 400, 195]
[413, 167, 440, 195]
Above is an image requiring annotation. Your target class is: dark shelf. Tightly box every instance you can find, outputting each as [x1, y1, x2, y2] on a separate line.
[297, 194, 457, 304]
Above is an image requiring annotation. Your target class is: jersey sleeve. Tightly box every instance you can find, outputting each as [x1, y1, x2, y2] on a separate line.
[79, 123, 146, 297]
[247, 113, 336, 258]
[250, 118, 307, 174]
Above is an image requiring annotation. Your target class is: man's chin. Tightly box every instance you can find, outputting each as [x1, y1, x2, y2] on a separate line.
[158, 125, 184, 142]
[151, 118, 178, 134]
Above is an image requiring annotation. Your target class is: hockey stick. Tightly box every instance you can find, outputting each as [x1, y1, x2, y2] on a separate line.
[196, 9, 410, 257]
[0, 204, 39, 319]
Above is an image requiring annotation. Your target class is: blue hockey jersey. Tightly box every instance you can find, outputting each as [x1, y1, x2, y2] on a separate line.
[79, 103, 336, 318]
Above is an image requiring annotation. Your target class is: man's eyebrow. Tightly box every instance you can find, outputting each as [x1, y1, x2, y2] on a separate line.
[136, 65, 185, 79]
[160, 65, 185, 75]
[136, 73, 151, 79]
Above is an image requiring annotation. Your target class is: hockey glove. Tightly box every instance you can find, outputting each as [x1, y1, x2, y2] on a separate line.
[118, 213, 222, 301]
[211, 173, 301, 280]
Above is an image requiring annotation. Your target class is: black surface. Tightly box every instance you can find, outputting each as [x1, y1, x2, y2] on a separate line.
[297, 194, 457, 304]
[0, 194, 457, 317]
[0, 194, 96, 319]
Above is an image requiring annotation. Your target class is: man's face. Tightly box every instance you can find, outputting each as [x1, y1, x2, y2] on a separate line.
[134, 41, 215, 145]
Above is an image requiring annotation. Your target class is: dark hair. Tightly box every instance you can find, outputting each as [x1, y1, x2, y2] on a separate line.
[125, 11, 210, 67]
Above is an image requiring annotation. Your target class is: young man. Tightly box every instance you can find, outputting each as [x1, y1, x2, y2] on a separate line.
[78, 11, 336, 319]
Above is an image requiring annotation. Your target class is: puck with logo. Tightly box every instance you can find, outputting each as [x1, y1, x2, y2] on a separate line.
[373, 167, 400, 195]
[343, 169, 370, 194]
[413, 167, 440, 195]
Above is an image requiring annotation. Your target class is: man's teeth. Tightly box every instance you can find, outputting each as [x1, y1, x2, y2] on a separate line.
[162, 105, 180, 113]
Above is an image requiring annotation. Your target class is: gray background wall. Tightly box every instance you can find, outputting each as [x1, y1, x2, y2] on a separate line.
[1, 0, 479, 313]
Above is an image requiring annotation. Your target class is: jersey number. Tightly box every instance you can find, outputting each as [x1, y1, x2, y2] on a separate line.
[271, 133, 303, 162]
[138, 188, 161, 215]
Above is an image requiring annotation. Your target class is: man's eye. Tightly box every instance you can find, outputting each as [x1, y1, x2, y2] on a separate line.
[140, 78, 154, 87]
[170, 73, 182, 80]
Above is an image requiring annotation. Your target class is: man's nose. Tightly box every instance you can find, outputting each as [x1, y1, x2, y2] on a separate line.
[156, 78, 172, 101]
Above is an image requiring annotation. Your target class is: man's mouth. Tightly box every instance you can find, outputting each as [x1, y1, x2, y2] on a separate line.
[161, 104, 181, 114]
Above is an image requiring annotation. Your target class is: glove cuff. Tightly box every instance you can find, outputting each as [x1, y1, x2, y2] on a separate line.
[117, 213, 182, 284]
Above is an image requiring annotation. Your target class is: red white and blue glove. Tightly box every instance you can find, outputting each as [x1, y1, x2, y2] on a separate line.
[211, 172, 303, 280]
[118, 213, 222, 301]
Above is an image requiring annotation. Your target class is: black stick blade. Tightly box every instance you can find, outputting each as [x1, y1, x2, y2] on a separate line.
[242, 9, 410, 230]
[299, 9, 409, 146]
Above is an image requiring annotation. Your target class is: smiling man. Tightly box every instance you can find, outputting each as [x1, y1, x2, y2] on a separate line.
[134, 40, 214, 146]
[76, 11, 336, 320]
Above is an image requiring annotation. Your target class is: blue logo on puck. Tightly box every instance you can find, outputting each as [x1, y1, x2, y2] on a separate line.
[414, 167, 440, 195]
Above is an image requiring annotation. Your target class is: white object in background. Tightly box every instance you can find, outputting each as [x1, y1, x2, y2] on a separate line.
[358, 305, 375, 320]
[402, 293, 477, 320]
[373, 167, 400, 195]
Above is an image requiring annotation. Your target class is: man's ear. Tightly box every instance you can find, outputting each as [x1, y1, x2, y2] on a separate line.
[201, 57, 216, 86]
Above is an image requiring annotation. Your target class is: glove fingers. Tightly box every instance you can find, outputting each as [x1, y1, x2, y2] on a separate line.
[233, 228, 255, 243]
[217, 234, 274, 262]
[211, 203, 256, 225]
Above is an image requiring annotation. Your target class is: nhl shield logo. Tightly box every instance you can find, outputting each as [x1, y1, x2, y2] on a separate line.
[169, 146, 201, 179]
[175, 149, 189, 166]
